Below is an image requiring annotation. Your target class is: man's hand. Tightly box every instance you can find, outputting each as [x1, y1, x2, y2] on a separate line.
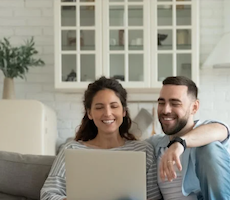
[159, 142, 184, 182]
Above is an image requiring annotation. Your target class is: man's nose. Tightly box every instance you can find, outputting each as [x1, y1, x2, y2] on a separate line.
[162, 104, 172, 114]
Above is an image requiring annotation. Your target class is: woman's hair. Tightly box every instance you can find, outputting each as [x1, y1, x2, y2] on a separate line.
[75, 76, 136, 141]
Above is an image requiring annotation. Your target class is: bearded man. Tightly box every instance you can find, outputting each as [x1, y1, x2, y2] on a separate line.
[147, 76, 230, 200]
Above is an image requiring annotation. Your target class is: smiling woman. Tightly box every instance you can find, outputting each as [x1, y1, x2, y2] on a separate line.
[86, 89, 126, 147]
[40, 76, 162, 200]
[75, 76, 135, 144]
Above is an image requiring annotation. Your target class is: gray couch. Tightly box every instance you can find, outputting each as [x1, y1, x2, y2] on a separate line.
[0, 151, 55, 200]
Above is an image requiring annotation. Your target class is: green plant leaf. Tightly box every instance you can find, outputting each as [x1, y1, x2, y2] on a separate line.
[0, 37, 45, 79]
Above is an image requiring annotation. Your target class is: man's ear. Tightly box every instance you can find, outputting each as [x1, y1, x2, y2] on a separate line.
[191, 99, 199, 115]
[87, 109, 92, 120]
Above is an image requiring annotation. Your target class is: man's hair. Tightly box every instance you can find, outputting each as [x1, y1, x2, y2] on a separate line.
[163, 76, 198, 99]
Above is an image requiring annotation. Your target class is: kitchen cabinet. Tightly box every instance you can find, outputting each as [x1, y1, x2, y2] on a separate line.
[54, 0, 199, 91]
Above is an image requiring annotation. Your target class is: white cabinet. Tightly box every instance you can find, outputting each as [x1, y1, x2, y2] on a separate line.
[54, 0, 199, 90]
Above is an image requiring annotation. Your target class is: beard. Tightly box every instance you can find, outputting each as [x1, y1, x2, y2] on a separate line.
[159, 115, 188, 136]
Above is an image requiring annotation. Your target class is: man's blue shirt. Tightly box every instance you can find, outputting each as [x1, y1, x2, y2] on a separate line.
[146, 120, 230, 196]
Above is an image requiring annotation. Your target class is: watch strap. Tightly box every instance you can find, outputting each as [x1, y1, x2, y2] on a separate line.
[167, 137, 187, 151]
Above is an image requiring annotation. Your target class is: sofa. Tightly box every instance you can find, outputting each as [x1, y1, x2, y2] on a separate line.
[0, 150, 55, 200]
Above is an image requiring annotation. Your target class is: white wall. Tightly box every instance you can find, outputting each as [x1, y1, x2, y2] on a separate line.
[198, 0, 230, 123]
[0, 0, 229, 145]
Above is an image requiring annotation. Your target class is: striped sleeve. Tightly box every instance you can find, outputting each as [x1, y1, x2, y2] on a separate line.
[40, 147, 67, 200]
[145, 142, 163, 200]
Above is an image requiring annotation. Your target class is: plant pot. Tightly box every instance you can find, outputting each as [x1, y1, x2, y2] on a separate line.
[2, 77, 15, 99]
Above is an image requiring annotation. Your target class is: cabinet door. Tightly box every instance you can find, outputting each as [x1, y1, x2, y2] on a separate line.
[55, 0, 102, 89]
[102, 0, 151, 88]
[151, 0, 199, 87]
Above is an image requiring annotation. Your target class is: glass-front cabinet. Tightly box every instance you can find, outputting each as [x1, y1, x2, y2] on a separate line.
[55, 0, 102, 89]
[55, 0, 199, 90]
[102, 0, 150, 88]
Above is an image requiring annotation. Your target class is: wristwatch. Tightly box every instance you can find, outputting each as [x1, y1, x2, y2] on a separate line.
[167, 137, 187, 151]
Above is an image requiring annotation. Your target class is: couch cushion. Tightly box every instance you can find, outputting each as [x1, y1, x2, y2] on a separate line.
[0, 192, 27, 200]
[0, 151, 55, 200]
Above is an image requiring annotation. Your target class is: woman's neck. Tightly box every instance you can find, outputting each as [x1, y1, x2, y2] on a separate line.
[84, 134, 125, 149]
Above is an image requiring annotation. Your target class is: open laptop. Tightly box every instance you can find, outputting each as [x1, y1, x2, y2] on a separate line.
[65, 149, 146, 200]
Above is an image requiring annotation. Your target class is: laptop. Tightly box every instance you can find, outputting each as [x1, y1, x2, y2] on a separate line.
[65, 149, 146, 200]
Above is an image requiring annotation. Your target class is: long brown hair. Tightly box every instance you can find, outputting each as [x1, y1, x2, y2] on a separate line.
[75, 76, 136, 141]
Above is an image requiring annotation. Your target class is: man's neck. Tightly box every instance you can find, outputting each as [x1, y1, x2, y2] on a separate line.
[170, 121, 195, 140]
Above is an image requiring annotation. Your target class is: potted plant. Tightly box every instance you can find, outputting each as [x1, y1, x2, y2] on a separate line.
[0, 37, 45, 99]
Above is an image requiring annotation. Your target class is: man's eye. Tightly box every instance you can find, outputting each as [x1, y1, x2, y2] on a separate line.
[158, 102, 165, 105]
[95, 107, 102, 110]
[172, 103, 180, 106]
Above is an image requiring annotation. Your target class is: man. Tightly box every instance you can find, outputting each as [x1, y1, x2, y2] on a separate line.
[147, 76, 230, 200]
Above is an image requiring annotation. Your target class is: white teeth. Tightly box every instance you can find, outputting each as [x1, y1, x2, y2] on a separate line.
[103, 120, 115, 124]
[164, 118, 173, 121]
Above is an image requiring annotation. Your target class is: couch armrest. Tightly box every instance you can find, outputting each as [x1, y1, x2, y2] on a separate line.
[0, 151, 55, 200]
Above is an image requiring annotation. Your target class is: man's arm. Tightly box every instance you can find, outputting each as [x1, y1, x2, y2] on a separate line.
[182, 122, 228, 148]
[160, 122, 229, 182]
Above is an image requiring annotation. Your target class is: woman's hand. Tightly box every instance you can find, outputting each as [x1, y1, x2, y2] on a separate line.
[159, 142, 184, 182]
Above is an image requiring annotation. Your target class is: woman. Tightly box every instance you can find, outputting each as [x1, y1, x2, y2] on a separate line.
[40, 76, 162, 200]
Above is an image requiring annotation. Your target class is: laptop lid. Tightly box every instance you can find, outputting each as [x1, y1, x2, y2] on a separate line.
[65, 149, 146, 200]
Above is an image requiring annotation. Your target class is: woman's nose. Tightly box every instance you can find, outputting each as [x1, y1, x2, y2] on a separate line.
[104, 107, 112, 116]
